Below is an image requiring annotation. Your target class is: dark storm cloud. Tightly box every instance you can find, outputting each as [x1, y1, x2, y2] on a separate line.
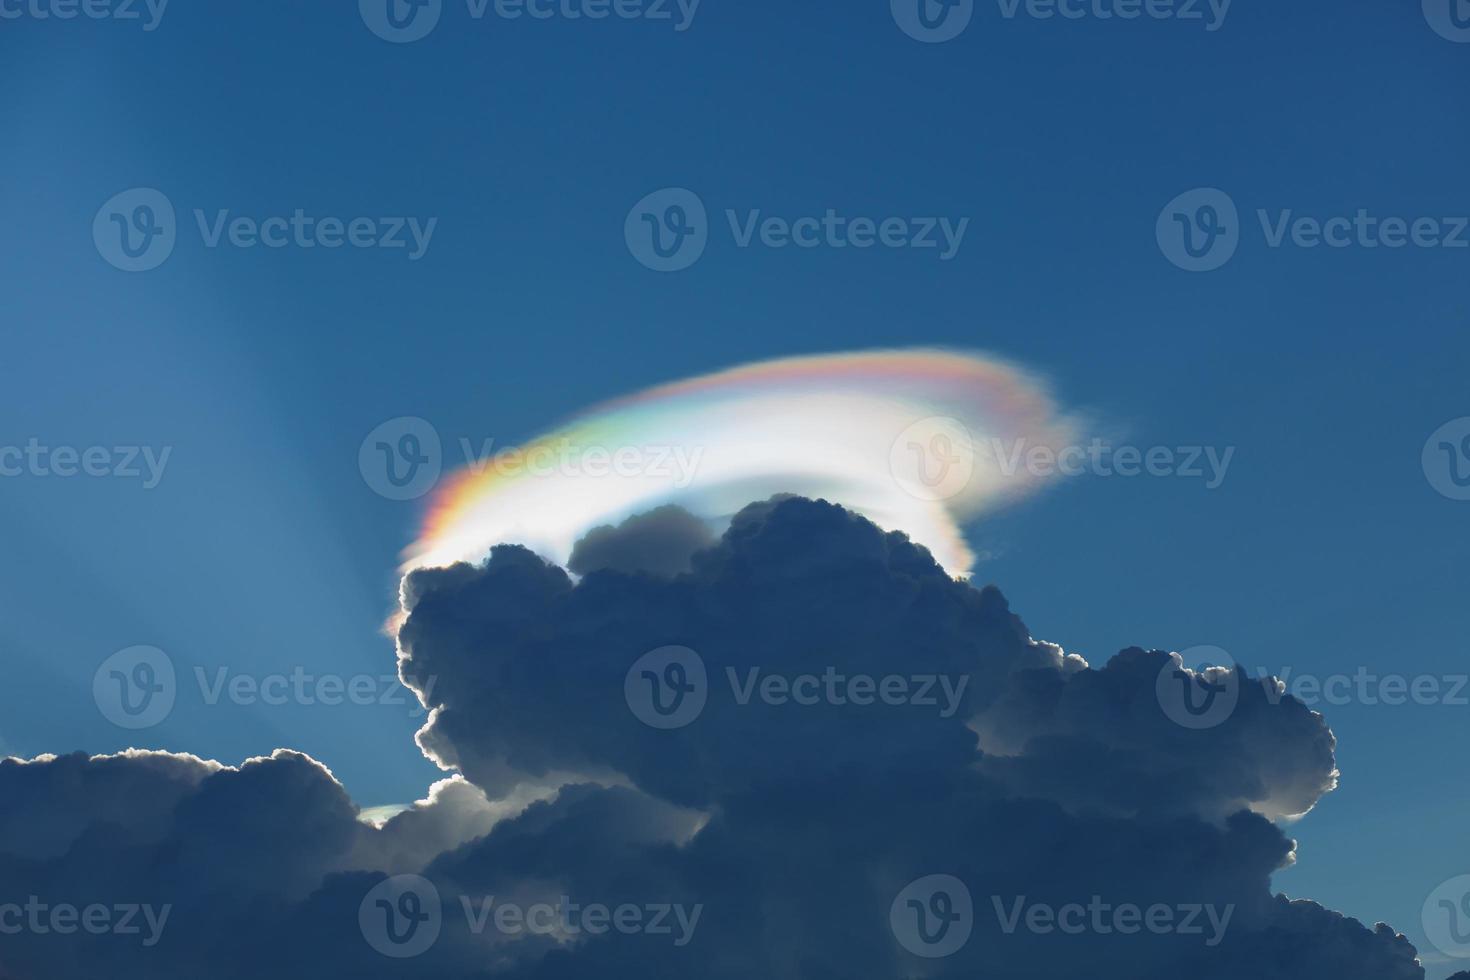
[0, 498, 1428, 979]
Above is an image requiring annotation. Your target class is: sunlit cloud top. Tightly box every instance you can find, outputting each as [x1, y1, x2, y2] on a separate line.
[404, 348, 1078, 577]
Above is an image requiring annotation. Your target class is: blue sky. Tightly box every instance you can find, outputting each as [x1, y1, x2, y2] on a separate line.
[1, 0, 1466, 974]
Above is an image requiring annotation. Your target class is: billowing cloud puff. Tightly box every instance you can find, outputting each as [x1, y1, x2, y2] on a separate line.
[0, 499, 1428, 979]
[567, 504, 717, 577]
[973, 647, 1340, 821]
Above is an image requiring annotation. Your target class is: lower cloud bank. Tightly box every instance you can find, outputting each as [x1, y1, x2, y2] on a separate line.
[0, 498, 1440, 979]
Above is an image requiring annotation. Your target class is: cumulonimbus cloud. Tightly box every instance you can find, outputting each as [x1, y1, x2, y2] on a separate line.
[0, 498, 1428, 979]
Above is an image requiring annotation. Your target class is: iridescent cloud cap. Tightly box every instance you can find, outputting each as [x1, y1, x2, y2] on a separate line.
[404, 348, 1078, 578]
